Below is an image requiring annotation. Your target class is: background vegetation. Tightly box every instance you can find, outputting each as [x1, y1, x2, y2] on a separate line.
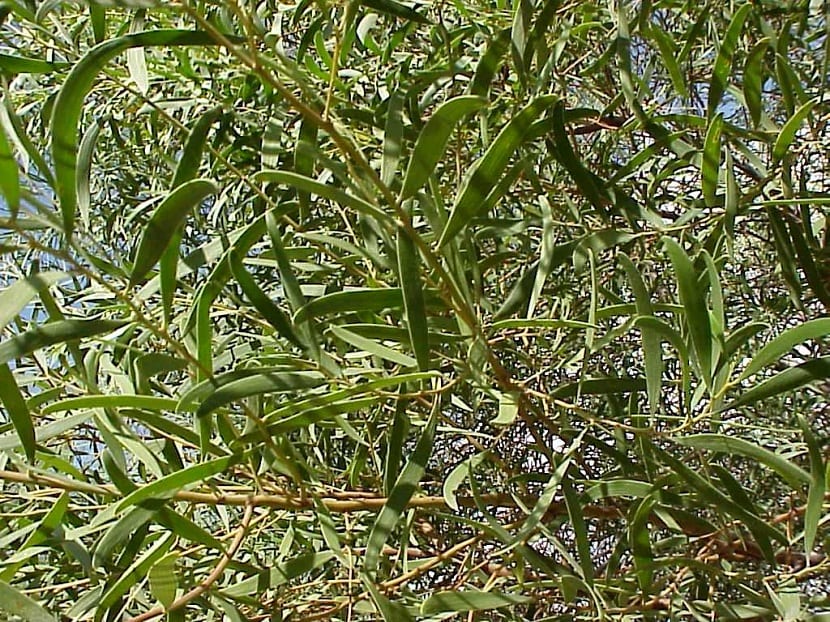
[0, 0, 829, 619]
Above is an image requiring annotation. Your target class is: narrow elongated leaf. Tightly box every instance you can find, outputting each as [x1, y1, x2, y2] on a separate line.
[98, 533, 174, 615]
[0, 319, 127, 365]
[619, 255, 662, 413]
[130, 179, 217, 286]
[149, 552, 178, 608]
[0, 272, 67, 331]
[172, 106, 223, 188]
[126, 11, 148, 93]
[740, 319, 830, 380]
[221, 552, 334, 598]
[365, 404, 438, 573]
[400, 95, 486, 200]
[629, 495, 656, 592]
[0, 412, 92, 451]
[381, 90, 403, 187]
[702, 113, 723, 207]
[707, 4, 751, 119]
[0, 580, 56, 622]
[359, 0, 430, 23]
[329, 325, 417, 366]
[724, 356, 830, 411]
[116, 454, 241, 511]
[675, 434, 810, 489]
[255, 170, 392, 224]
[439, 95, 557, 246]
[229, 248, 303, 347]
[663, 238, 712, 387]
[396, 227, 430, 370]
[363, 575, 414, 621]
[772, 99, 817, 162]
[421, 591, 531, 615]
[75, 119, 101, 228]
[799, 416, 825, 556]
[443, 452, 487, 511]
[0, 363, 35, 461]
[51, 30, 229, 236]
[744, 38, 770, 128]
[0, 53, 67, 74]
[470, 28, 510, 96]
[294, 288, 404, 323]
[42, 395, 185, 414]
[656, 447, 786, 550]
[0, 120, 19, 215]
[196, 371, 326, 418]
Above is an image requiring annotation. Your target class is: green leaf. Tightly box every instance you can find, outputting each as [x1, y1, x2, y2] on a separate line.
[723, 357, 830, 411]
[149, 552, 178, 608]
[0, 319, 128, 365]
[195, 371, 326, 418]
[647, 23, 687, 97]
[772, 99, 818, 162]
[221, 552, 334, 598]
[400, 95, 486, 200]
[740, 319, 830, 380]
[116, 454, 242, 512]
[172, 106, 223, 188]
[707, 3, 751, 119]
[75, 119, 101, 229]
[744, 38, 770, 128]
[549, 377, 646, 399]
[0, 119, 19, 216]
[663, 238, 712, 387]
[619, 254, 662, 413]
[229, 248, 304, 347]
[549, 100, 608, 212]
[359, 0, 430, 23]
[491, 390, 519, 426]
[363, 575, 414, 621]
[365, 403, 438, 573]
[294, 287, 404, 323]
[41, 394, 186, 414]
[629, 495, 657, 593]
[470, 28, 510, 96]
[0, 363, 35, 461]
[702, 113, 723, 207]
[130, 179, 218, 286]
[396, 227, 430, 370]
[0, 412, 93, 451]
[421, 591, 531, 615]
[443, 451, 487, 511]
[0, 53, 67, 74]
[439, 95, 558, 246]
[675, 434, 810, 489]
[51, 30, 230, 237]
[0, 579, 56, 622]
[329, 325, 417, 366]
[98, 533, 174, 617]
[381, 89, 403, 187]
[255, 170, 392, 224]
[562, 471, 593, 583]
[0, 272, 67, 331]
[799, 416, 825, 556]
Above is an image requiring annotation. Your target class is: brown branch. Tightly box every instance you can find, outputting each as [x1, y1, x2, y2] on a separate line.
[126, 502, 255, 622]
[0, 469, 620, 517]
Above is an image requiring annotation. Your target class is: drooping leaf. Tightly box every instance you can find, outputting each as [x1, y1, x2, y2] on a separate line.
[707, 4, 751, 119]
[723, 357, 830, 411]
[0, 363, 35, 461]
[0, 319, 128, 365]
[439, 95, 558, 246]
[0, 580, 56, 622]
[365, 402, 438, 573]
[396, 227, 430, 370]
[739, 319, 830, 380]
[772, 99, 818, 162]
[51, 30, 231, 237]
[130, 179, 218, 286]
[663, 238, 713, 387]
[421, 591, 531, 615]
[400, 95, 486, 200]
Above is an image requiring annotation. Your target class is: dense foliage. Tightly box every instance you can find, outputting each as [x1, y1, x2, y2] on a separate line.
[1, 0, 829, 619]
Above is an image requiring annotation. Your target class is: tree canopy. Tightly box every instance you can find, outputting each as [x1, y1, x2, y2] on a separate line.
[0, 0, 829, 619]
